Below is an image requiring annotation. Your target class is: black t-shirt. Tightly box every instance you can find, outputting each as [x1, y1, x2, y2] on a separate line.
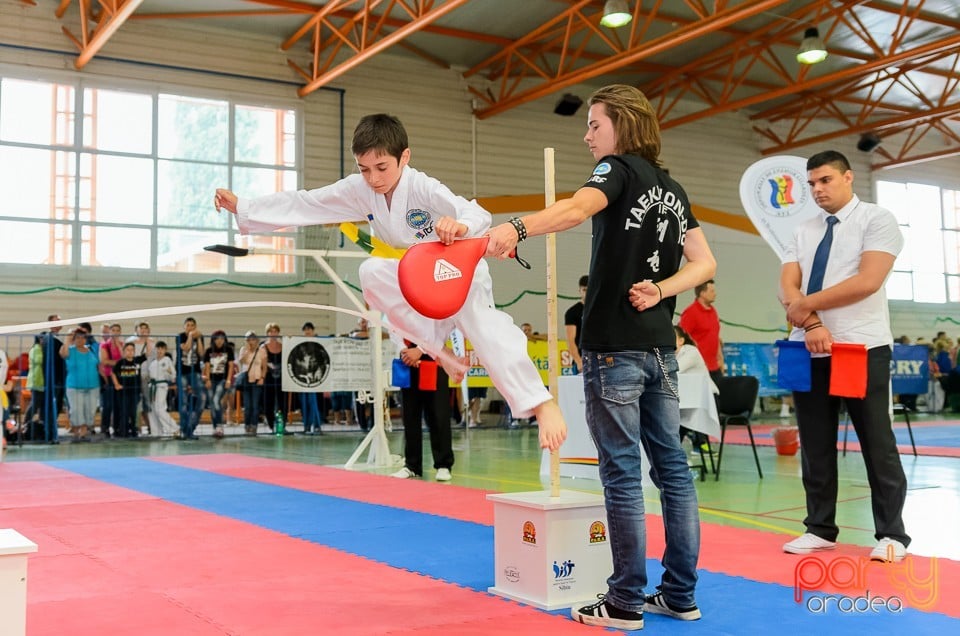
[116, 358, 142, 391]
[203, 347, 235, 382]
[178, 332, 204, 373]
[579, 154, 699, 351]
[564, 302, 584, 350]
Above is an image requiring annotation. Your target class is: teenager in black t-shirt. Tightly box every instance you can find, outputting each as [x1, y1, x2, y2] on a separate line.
[487, 85, 716, 631]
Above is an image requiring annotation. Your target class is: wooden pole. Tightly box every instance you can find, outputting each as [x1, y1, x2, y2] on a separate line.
[544, 148, 561, 498]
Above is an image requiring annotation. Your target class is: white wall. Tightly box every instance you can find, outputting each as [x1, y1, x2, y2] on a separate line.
[1, 1, 957, 356]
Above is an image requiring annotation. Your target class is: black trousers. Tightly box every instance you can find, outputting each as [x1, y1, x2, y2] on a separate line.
[400, 364, 454, 475]
[792, 346, 910, 546]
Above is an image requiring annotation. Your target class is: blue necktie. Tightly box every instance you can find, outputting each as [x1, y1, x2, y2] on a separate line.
[806, 215, 839, 294]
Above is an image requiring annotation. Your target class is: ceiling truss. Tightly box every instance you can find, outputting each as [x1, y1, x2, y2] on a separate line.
[35, 0, 960, 170]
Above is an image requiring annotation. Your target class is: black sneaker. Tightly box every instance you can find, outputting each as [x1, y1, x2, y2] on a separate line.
[571, 595, 644, 630]
[644, 591, 701, 620]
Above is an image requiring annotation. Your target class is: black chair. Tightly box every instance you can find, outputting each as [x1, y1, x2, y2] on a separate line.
[714, 375, 762, 481]
[842, 402, 916, 457]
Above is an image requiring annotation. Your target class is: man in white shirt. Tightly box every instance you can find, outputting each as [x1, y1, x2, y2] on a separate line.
[778, 150, 910, 562]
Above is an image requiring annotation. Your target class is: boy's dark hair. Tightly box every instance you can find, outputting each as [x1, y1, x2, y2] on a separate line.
[351, 114, 408, 161]
[184, 316, 196, 325]
[807, 150, 851, 173]
[694, 279, 715, 298]
[79, 322, 93, 332]
[123, 342, 135, 350]
[156, 341, 167, 349]
[578, 275, 589, 288]
[302, 321, 315, 331]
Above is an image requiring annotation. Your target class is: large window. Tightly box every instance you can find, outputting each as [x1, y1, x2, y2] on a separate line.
[0, 75, 299, 274]
[879, 180, 960, 303]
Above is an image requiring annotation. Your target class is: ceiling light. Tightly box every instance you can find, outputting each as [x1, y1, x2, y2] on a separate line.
[796, 27, 828, 65]
[600, 0, 632, 29]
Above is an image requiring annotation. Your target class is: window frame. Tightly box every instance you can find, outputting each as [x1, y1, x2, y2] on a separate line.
[878, 177, 960, 304]
[0, 65, 305, 281]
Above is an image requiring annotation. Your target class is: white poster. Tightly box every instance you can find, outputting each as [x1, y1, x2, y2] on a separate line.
[281, 336, 392, 393]
[739, 155, 822, 260]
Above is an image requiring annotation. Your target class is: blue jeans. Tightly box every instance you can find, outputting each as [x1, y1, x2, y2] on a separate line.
[582, 349, 700, 612]
[178, 369, 204, 437]
[207, 379, 227, 427]
[300, 393, 321, 431]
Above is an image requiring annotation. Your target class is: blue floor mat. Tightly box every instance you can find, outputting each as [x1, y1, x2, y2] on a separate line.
[48, 457, 958, 635]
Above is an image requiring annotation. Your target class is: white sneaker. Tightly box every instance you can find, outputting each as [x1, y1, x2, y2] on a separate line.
[436, 468, 452, 481]
[391, 467, 417, 479]
[870, 538, 907, 562]
[783, 533, 837, 555]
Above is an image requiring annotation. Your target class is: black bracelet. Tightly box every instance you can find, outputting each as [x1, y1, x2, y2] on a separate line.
[652, 282, 662, 301]
[508, 217, 527, 242]
[804, 322, 823, 333]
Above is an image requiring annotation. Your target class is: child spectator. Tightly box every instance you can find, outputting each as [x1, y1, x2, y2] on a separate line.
[146, 342, 178, 437]
[113, 342, 142, 438]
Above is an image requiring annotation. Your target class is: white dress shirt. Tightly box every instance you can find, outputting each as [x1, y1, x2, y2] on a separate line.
[783, 195, 903, 350]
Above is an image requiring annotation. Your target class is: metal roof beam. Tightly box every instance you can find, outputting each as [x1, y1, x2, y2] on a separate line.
[661, 31, 960, 130]
[292, 0, 471, 97]
[468, 0, 792, 120]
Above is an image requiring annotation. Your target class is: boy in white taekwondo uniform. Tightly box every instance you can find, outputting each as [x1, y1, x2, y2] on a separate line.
[214, 114, 566, 451]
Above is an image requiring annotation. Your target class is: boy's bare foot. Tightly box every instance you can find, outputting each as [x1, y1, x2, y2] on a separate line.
[532, 399, 567, 451]
[436, 347, 470, 383]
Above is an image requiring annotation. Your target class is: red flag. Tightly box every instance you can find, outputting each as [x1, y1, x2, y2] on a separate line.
[418, 360, 438, 391]
[398, 237, 489, 319]
[829, 343, 868, 398]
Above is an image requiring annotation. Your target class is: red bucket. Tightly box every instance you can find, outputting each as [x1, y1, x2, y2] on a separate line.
[773, 427, 800, 456]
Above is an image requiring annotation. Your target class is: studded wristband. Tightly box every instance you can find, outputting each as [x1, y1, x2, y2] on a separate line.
[508, 217, 528, 242]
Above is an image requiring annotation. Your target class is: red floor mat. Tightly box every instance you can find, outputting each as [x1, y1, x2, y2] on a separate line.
[0, 462, 599, 636]
[153, 454, 960, 618]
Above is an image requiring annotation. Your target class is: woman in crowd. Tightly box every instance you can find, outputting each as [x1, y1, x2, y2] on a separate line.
[262, 323, 287, 431]
[237, 330, 267, 435]
[59, 327, 100, 441]
[203, 330, 235, 437]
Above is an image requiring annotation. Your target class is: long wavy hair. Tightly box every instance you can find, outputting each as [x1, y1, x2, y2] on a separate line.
[588, 84, 662, 167]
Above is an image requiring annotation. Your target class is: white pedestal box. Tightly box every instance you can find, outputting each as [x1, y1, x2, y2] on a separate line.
[487, 490, 612, 610]
[0, 528, 38, 636]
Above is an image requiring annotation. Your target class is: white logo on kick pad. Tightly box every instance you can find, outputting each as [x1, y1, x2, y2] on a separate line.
[434, 259, 462, 282]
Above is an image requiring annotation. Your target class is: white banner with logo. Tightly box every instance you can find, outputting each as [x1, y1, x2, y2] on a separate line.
[739, 156, 822, 260]
[281, 336, 393, 393]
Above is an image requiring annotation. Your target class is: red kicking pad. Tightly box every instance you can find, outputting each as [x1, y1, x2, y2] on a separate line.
[398, 237, 489, 319]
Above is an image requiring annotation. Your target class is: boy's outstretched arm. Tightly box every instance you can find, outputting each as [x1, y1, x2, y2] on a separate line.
[214, 189, 238, 214]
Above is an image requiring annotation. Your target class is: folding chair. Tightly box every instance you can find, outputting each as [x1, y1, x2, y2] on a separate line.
[714, 375, 762, 481]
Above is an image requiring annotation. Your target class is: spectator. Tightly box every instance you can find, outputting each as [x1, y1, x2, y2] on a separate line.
[24, 335, 48, 441]
[521, 323, 548, 341]
[299, 322, 323, 435]
[262, 322, 287, 432]
[679, 279, 724, 385]
[146, 342, 178, 437]
[113, 342, 142, 438]
[98, 323, 124, 438]
[43, 314, 68, 437]
[237, 331, 267, 436]
[60, 327, 99, 441]
[177, 317, 205, 440]
[128, 322, 156, 432]
[348, 318, 372, 432]
[564, 274, 588, 373]
[203, 330, 235, 437]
